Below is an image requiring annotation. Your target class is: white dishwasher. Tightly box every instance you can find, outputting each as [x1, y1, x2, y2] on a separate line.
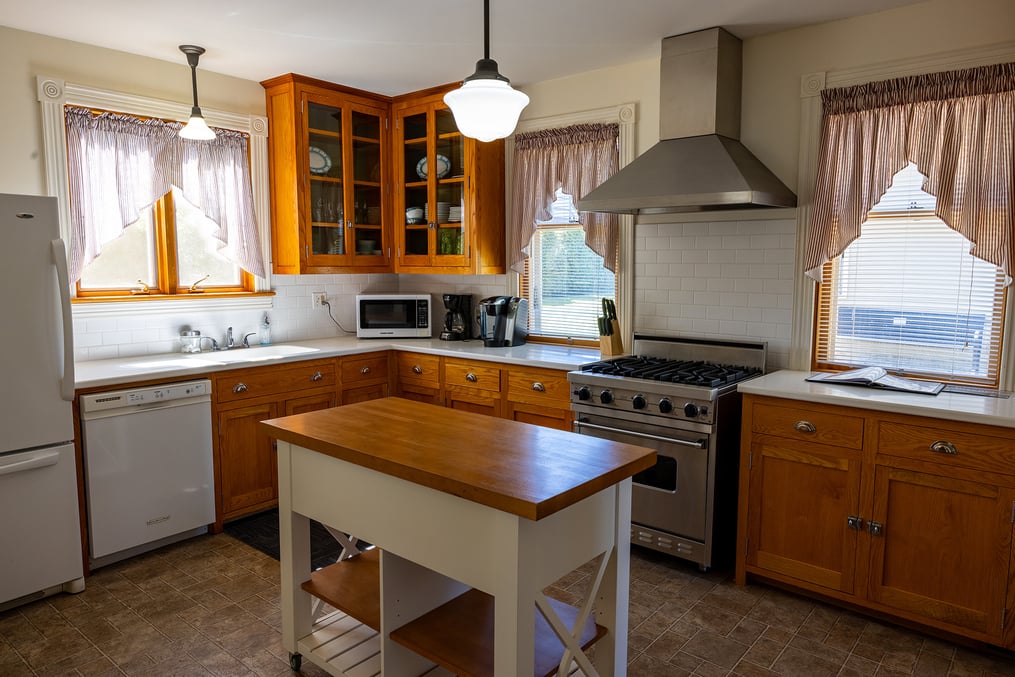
[80, 379, 215, 567]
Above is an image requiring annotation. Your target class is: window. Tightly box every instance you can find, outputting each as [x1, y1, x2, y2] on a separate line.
[77, 187, 250, 297]
[813, 163, 1007, 386]
[519, 189, 616, 342]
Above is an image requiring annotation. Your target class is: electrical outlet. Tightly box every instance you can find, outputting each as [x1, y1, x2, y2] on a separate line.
[312, 292, 328, 308]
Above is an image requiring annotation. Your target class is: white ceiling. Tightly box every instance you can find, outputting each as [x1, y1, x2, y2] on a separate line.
[5, 0, 926, 95]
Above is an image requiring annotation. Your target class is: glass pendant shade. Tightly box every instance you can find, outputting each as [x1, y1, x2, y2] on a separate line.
[180, 112, 216, 140]
[444, 77, 529, 143]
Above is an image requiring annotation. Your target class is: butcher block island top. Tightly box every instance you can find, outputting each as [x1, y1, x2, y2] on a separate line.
[261, 397, 655, 677]
[261, 397, 655, 521]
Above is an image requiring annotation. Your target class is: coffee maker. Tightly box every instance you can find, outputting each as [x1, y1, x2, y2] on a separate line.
[478, 296, 528, 347]
[440, 294, 473, 341]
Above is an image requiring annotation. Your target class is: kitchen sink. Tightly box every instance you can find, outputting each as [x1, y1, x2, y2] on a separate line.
[197, 344, 320, 363]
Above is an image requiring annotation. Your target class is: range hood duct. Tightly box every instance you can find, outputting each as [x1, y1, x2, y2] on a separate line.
[577, 27, 796, 214]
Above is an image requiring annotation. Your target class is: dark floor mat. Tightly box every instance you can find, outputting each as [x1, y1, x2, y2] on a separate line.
[223, 508, 352, 571]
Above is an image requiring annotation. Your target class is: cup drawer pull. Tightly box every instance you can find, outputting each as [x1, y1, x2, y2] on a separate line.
[930, 440, 958, 455]
[794, 420, 816, 434]
[465, 372, 478, 383]
[412, 365, 423, 374]
[232, 383, 248, 393]
[360, 366, 371, 375]
[311, 371, 323, 382]
[531, 382, 545, 392]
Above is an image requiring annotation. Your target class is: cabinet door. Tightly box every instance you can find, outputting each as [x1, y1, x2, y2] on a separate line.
[341, 382, 388, 405]
[506, 401, 571, 431]
[393, 99, 471, 272]
[745, 436, 862, 594]
[285, 391, 337, 416]
[217, 401, 280, 519]
[304, 95, 348, 265]
[396, 381, 442, 405]
[867, 465, 1014, 640]
[445, 389, 501, 417]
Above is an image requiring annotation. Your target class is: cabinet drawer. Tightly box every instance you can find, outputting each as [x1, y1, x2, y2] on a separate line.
[342, 352, 389, 385]
[876, 420, 1015, 475]
[215, 359, 336, 404]
[444, 359, 501, 393]
[396, 352, 440, 385]
[751, 401, 864, 450]
[506, 367, 570, 407]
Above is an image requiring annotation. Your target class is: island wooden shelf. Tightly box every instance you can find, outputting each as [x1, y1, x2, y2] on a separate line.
[389, 588, 606, 677]
[300, 547, 381, 631]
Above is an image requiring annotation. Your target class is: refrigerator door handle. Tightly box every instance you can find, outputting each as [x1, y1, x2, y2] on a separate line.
[0, 449, 60, 477]
[51, 239, 75, 402]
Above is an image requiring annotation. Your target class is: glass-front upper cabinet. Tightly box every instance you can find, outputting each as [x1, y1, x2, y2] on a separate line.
[263, 74, 390, 274]
[395, 100, 467, 270]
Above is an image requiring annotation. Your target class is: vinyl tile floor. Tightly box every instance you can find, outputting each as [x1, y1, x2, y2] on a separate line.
[1, 532, 1014, 676]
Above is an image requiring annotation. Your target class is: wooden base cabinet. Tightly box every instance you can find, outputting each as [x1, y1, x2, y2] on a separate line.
[737, 394, 1015, 648]
[213, 359, 338, 527]
[505, 365, 573, 431]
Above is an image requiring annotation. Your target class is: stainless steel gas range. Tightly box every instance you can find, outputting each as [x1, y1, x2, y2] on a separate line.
[568, 335, 766, 570]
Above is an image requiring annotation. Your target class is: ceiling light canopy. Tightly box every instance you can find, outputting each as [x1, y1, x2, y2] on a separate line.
[178, 45, 216, 141]
[443, 0, 528, 143]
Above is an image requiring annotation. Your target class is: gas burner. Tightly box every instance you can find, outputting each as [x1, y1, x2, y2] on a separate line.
[579, 355, 762, 387]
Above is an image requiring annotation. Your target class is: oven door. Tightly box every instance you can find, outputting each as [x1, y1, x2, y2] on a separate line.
[574, 412, 709, 541]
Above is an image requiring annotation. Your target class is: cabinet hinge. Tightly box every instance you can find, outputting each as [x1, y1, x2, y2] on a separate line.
[306, 245, 309, 259]
[1010, 500, 1015, 524]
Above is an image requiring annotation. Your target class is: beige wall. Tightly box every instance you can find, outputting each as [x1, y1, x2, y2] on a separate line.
[0, 26, 265, 196]
[517, 0, 1015, 194]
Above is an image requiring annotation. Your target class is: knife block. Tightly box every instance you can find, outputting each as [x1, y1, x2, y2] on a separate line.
[599, 320, 624, 357]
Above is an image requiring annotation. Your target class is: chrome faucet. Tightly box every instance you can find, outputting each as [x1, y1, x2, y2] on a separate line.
[198, 336, 219, 351]
[225, 327, 234, 349]
[242, 332, 258, 348]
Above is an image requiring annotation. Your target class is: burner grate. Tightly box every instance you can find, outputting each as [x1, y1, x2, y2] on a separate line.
[579, 355, 761, 387]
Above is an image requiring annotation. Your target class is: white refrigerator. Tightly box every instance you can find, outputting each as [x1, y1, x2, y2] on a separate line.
[0, 193, 84, 609]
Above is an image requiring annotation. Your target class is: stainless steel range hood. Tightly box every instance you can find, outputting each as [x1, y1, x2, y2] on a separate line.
[577, 27, 796, 215]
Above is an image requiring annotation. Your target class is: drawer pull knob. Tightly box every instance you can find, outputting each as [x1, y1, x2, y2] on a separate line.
[466, 372, 478, 382]
[412, 365, 423, 374]
[531, 382, 545, 392]
[232, 383, 248, 393]
[360, 366, 371, 375]
[311, 371, 323, 382]
[930, 440, 958, 455]
[794, 420, 816, 433]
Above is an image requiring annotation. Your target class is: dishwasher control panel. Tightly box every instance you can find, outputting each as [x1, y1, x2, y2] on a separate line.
[80, 380, 211, 413]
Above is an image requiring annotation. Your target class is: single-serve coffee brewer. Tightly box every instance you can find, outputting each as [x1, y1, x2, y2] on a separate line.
[440, 293, 472, 341]
[478, 296, 528, 347]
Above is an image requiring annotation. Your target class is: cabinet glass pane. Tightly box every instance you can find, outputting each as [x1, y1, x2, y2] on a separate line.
[352, 185, 382, 256]
[307, 103, 342, 180]
[310, 179, 344, 255]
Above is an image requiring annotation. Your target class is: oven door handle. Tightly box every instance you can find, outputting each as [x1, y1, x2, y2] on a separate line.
[575, 421, 707, 449]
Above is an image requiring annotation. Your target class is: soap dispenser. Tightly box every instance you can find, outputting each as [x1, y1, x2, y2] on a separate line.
[260, 313, 272, 346]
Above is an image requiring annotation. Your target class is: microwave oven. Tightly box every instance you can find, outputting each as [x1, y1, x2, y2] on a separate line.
[355, 294, 432, 338]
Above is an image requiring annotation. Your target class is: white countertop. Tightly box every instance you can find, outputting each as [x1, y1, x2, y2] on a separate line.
[74, 337, 602, 390]
[739, 369, 1015, 429]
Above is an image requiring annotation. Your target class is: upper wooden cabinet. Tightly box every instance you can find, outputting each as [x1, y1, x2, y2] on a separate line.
[391, 86, 505, 274]
[262, 74, 391, 274]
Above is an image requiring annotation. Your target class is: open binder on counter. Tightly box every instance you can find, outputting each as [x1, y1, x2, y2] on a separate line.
[806, 367, 944, 395]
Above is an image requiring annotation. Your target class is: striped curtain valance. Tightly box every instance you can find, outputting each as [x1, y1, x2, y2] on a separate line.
[803, 62, 1015, 283]
[64, 106, 265, 282]
[510, 123, 620, 273]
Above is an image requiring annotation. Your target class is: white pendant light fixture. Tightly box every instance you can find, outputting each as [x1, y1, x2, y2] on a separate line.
[178, 45, 216, 141]
[443, 0, 529, 142]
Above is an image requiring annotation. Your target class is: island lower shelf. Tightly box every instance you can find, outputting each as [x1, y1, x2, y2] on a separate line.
[301, 549, 607, 677]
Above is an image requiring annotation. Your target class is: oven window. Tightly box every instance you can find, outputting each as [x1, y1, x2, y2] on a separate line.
[633, 456, 677, 492]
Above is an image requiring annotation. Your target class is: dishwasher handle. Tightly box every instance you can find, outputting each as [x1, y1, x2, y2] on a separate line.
[0, 449, 59, 477]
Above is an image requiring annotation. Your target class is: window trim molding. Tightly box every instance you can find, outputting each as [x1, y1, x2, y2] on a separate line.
[506, 102, 636, 347]
[36, 76, 273, 307]
[790, 40, 1015, 390]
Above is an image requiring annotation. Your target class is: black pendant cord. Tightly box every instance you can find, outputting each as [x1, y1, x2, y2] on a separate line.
[179, 45, 206, 117]
[189, 63, 201, 116]
[483, 0, 490, 61]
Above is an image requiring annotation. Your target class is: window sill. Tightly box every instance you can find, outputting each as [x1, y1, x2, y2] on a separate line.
[71, 292, 275, 317]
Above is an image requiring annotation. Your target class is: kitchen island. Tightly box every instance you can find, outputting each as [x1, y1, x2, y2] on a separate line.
[261, 397, 656, 677]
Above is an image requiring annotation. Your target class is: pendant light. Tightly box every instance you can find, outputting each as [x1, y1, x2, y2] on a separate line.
[443, 0, 529, 142]
[178, 45, 216, 141]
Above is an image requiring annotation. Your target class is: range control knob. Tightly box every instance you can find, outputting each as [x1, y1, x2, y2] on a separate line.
[599, 390, 614, 404]
[632, 394, 647, 410]
[683, 402, 700, 418]
[658, 398, 674, 414]
[574, 386, 592, 401]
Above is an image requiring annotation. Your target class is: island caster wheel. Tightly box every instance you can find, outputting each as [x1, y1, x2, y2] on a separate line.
[289, 652, 302, 671]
